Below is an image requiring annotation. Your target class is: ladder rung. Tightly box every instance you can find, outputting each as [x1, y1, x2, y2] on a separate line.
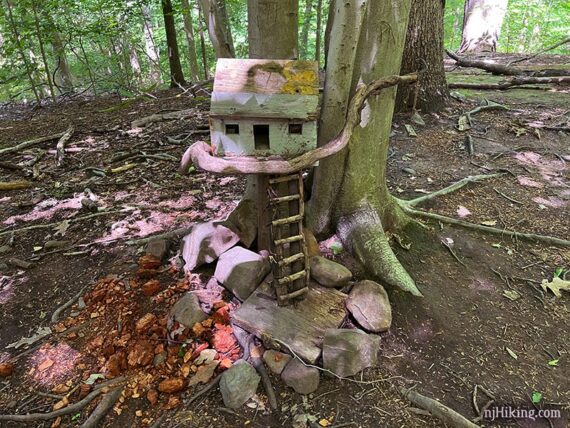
[274, 235, 304, 245]
[269, 174, 300, 184]
[272, 215, 303, 226]
[270, 194, 301, 204]
[278, 287, 309, 302]
[278, 252, 305, 266]
[278, 270, 306, 285]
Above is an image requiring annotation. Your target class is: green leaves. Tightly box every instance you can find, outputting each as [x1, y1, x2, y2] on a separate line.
[531, 391, 542, 404]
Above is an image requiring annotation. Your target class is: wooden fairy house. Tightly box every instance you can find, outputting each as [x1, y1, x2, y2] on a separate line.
[210, 58, 319, 158]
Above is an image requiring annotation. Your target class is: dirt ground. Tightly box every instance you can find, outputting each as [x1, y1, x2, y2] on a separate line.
[0, 54, 569, 427]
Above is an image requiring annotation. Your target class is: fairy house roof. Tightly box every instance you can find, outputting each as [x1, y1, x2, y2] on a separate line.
[211, 59, 320, 121]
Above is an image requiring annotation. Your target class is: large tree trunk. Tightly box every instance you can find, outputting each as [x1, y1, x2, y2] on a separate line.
[181, 0, 201, 81]
[396, 0, 448, 113]
[308, 0, 421, 296]
[142, 5, 162, 85]
[31, 0, 56, 102]
[314, 0, 323, 63]
[51, 31, 73, 91]
[199, 0, 235, 58]
[247, 0, 299, 59]
[161, 0, 186, 87]
[458, 0, 508, 54]
[196, 2, 209, 79]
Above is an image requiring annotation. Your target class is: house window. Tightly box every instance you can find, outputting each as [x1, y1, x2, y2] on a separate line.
[225, 124, 240, 134]
[253, 124, 270, 150]
[289, 123, 303, 134]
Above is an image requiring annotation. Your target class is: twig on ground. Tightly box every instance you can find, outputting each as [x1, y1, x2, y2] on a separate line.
[406, 173, 503, 207]
[400, 387, 479, 428]
[186, 374, 221, 405]
[441, 240, 467, 267]
[400, 205, 570, 247]
[51, 285, 88, 323]
[493, 188, 523, 205]
[55, 125, 75, 166]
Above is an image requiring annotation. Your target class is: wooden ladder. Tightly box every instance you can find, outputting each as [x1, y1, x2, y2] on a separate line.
[268, 172, 310, 305]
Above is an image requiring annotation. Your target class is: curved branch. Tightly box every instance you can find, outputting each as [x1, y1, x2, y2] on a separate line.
[180, 74, 418, 175]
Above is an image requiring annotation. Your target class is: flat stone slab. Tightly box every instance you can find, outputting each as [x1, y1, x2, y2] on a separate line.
[233, 282, 347, 364]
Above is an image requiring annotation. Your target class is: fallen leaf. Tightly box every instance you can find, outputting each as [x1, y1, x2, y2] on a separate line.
[457, 206, 471, 218]
[83, 373, 105, 385]
[53, 397, 69, 410]
[53, 220, 70, 237]
[188, 361, 219, 386]
[532, 391, 542, 404]
[481, 220, 497, 226]
[457, 115, 470, 132]
[548, 359, 559, 367]
[194, 349, 217, 365]
[38, 359, 54, 371]
[7, 327, 52, 349]
[541, 277, 570, 298]
[506, 347, 518, 360]
[502, 290, 521, 301]
[404, 124, 417, 137]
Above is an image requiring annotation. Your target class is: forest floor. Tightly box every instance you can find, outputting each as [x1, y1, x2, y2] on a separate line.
[0, 54, 569, 428]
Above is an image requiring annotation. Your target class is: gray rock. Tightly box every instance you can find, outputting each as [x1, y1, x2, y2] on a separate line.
[346, 280, 392, 332]
[281, 358, 319, 395]
[214, 247, 271, 301]
[263, 350, 292, 375]
[322, 329, 381, 378]
[219, 361, 260, 409]
[223, 199, 257, 248]
[0, 245, 12, 255]
[309, 256, 352, 288]
[0, 262, 8, 272]
[153, 352, 166, 367]
[181, 222, 240, 271]
[169, 293, 207, 328]
[44, 240, 70, 250]
[145, 238, 169, 261]
[81, 198, 99, 212]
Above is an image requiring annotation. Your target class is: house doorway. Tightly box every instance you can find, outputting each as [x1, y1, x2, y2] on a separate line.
[253, 124, 270, 150]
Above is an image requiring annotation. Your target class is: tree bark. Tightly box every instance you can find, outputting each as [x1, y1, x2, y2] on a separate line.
[314, 0, 323, 63]
[396, 0, 449, 113]
[197, 2, 209, 79]
[51, 31, 73, 91]
[161, 0, 186, 87]
[31, 0, 56, 101]
[247, 0, 299, 59]
[199, 0, 235, 58]
[309, 0, 422, 296]
[458, 0, 508, 54]
[181, 0, 201, 81]
[142, 5, 162, 85]
[299, 0, 313, 59]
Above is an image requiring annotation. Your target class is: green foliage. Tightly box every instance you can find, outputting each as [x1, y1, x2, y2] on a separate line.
[444, 0, 570, 54]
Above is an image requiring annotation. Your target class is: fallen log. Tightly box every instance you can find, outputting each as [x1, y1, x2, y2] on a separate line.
[446, 50, 570, 78]
[0, 131, 67, 156]
[181, 74, 418, 175]
[450, 75, 570, 90]
[0, 180, 32, 191]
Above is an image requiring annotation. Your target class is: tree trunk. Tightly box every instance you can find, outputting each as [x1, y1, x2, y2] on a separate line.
[396, 0, 448, 113]
[314, 0, 323, 63]
[308, 0, 421, 296]
[197, 2, 209, 79]
[142, 5, 162, 85]
[181, 0, 201, 80]
[299, 0, 313, 59]
[199, 0, 235, 58]
[247, 0, 299, 59]
[5, 0, 41, 102]
[458, 0, 508, 54]
[161, 0, 186, 87]
[31, 0, 56, 101]
[51, 31, 73, 91]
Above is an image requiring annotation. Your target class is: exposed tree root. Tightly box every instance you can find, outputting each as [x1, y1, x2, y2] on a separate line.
[55, 125, 75, 166]
[400, 204, 570, 247]
[336, 209, 422, 297]
[406, 173, 503, 207]
[51, 285, 88, 323]
[80, 387, 123, 428]
[400, 387, 479, 428]
[0, 180, 32, 190]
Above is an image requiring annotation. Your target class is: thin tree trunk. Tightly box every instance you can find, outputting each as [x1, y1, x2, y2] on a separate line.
[300, 0, 313, 59]
[51, 31, 73, 91]
[142, 5, 162, 84]
[161, 0, 186, 87]
[31, 0, 56, 101]
[247, 0, 299, 59]
[197, 2, 209, 79]
[396, 0, 448, 113]
[199, 0, 235, 58]
[181, 0, 201, 80]
[5, 0, 41, 102]
[458, 0, 508, 53]
[314, 0, 323, 63]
